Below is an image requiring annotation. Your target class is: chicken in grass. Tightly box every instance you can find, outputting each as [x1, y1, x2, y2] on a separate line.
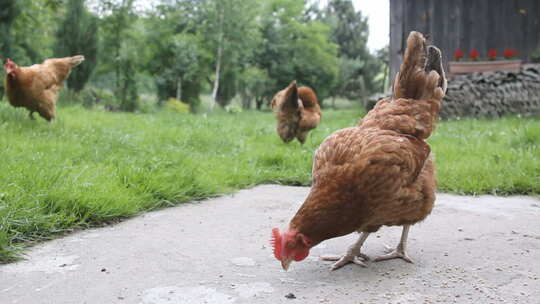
[4, 56, 85, 121]
[271, 81, 321, 144]
[271, 31, 447, 271]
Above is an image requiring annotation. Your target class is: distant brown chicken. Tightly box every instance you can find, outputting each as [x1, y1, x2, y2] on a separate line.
[271, 31, 447, 271]
[270, 81, 321, 144]
[3, 56, 85, 121]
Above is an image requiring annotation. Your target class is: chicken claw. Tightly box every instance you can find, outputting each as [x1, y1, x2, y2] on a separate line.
[374, 247, 413, 263]
[322, 253, 369, 270]
[374, 225, 413, 263]
[321, 232, 370, 270]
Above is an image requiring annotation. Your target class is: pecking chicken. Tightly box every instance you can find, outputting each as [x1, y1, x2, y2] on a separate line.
[270, 80, 321, 144]
[3, 56, 85, 121]
[271, 31, 447, 271]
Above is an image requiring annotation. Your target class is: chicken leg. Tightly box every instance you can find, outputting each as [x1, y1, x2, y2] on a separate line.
[321, 232, 370, 270]
[374, 225, 413, 263]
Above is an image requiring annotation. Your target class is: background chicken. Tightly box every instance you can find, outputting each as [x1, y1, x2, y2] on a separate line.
[270, 80, 321, 144]
[271, 31, 447, 271]
[3, 56, 85, 121]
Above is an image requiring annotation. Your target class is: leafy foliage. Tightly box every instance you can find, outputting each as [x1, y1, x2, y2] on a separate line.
[1, 0, 387, 110]
[0, 0, 19, 59]
[256, 0, 339, 105]
[321, 0, 384, 100]
[143, 3, 211, 109]
[98, 0, 139, 111]
[238, 67, 274, 110]
[199, 0, 262, 107]
[55, 0, 98, 92]
[165, 98, 190, 113]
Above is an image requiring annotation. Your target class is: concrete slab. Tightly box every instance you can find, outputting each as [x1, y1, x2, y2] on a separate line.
[1, 185, 539, 304]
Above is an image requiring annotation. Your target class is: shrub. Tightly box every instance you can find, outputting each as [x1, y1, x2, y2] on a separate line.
[225, 104, 243, 114]
[80, 88, 116, 109]
[165, 98, 190, 113]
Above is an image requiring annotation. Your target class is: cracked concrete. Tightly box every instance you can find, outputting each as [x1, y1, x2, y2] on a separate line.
[1, 185, 539, 304]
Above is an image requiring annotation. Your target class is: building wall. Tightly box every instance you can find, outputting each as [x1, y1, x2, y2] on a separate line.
[389, 0, 540, 80]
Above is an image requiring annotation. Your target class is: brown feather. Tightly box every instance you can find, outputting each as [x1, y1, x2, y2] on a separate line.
[271, 81, 321, 144]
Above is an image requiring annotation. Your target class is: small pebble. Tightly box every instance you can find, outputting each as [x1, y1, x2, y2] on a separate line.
[285, 293, 296, 299]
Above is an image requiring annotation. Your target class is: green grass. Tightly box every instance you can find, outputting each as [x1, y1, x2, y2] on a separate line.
[0, 102, 539, 262]
[430, 117, 540, 195]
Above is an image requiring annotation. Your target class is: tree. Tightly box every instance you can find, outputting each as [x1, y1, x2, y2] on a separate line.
[0, 0, 62, 98]
[9, 0, 63, 64]
[199, 0, 262, 108]
[256, 0, 339, 106]
[238, 67, 274, 110]
[0, 0, 20, 98]
[55, 0, 98, 92]
[99, 0, 139, 111]
[0, 0, 19, 59]
[143, 2, 211, 110]
[323, 0, 382, 100]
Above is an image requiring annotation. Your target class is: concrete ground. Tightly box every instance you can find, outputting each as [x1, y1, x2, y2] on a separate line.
[1, 185, 539, 304]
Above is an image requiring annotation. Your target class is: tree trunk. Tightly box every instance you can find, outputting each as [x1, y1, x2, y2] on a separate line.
[256, 97, 263, 110]
[176, 76, 182, 101]
[211, 7, 225, 110]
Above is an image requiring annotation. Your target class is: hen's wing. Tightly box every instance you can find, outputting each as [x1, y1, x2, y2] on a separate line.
[313, 127, 430, 189]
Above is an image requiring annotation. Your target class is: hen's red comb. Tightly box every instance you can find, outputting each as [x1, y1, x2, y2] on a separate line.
[270, 228, 282, 260]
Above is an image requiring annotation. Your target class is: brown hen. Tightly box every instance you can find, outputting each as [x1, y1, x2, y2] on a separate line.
[271, 80, 321, 144]
[271, 31, 447, 271]
[4, 56, 85, 121]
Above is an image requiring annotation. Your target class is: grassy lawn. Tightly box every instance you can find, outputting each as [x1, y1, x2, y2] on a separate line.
[0, 103, 539, 262]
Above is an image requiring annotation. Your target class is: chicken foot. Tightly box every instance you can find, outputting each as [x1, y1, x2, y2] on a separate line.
[321, 232, 370, 270]
[374, 225, 413, 263]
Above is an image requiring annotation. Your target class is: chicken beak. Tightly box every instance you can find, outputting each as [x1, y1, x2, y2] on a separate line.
[281, 257, 293, 271]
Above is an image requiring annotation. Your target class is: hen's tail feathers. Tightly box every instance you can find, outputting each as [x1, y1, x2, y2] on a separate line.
[69, 55, 85, 67]
[284, 80, 299, 110]
[424, 46, 447, 100]
[392, 31, 446, 101]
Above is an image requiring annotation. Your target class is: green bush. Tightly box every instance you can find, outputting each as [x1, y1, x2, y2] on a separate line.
[165, 98, 190, 113]
[81, 88, 116, 109]
[225, 104, 243, 114]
